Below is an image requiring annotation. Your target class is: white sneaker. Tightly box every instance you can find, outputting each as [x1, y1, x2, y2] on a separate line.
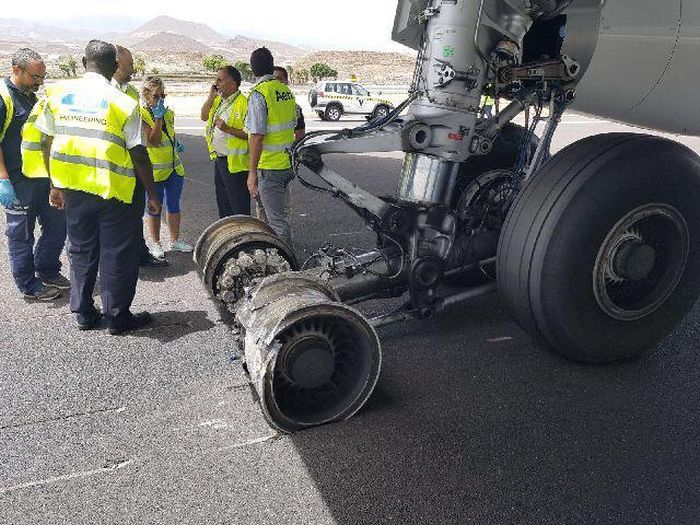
[150, 243, 165, 260]
[170, 240, 193, 253]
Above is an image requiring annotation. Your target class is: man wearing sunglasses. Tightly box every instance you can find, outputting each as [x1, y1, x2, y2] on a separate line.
[112, 45, 168, 268]
[0, 48, 68, 301]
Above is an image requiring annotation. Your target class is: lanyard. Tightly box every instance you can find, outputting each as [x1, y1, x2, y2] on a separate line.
[213, 92, 239, 124]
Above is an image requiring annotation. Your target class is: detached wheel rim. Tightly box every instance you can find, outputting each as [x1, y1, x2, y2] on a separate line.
[271, 315, 375, 426]
[593, 203, 689, 321]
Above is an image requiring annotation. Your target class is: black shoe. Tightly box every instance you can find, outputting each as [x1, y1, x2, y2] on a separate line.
[76, 310, 102, 331]
[108, 312, 154, 335]
[140, 254, 169, 267]
[41, 274, 71, 290]
[23, 285, 62, 301]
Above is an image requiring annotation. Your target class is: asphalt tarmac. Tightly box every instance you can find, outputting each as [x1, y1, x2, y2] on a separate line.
[0, 115, 699, 524]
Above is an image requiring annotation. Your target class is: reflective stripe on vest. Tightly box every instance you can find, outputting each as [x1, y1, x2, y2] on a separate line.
[0, 81, 14, 142]
[50, 152, 135, 177]
[54, 125, 127, 148]
[21, 140, 41, 151]
[21, 99, 49, 178]
[226, 91, 249, 173]
[205, 95, 222, 161]
[46, 78, 137, 204]
[141, 106, 185, 182]
[251, 79, 296, 170]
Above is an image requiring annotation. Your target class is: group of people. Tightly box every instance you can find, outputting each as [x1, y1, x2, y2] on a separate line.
[202, 52, 303, 245]
[0, 40, 301, 335]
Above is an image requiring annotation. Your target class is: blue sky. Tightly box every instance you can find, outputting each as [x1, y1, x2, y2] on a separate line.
[7, 0, 409, 52]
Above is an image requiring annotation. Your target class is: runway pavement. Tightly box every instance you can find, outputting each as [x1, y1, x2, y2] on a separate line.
[0, 116, 699, 524]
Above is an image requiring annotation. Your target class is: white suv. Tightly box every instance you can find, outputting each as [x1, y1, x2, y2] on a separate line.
[308, 81, 394, 121]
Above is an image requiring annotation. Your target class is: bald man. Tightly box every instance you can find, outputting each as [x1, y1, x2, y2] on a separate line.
[39, 40, 160, 333]
[113, 45, 167, 267]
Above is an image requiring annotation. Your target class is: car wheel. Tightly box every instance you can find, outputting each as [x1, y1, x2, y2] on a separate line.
[325, 105, 342, 121]
[497, 133, 700, 363]
[372, 105, 390, 120]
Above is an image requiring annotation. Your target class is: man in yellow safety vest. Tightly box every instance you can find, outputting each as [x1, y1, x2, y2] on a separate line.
[1, 48, 67, 301]
[36, 40, 161, 334]
[204, 66, 250, 218]
[112, 45, 168, 267]
[201, 77, 222, 162]
[245, 47, 298, 245]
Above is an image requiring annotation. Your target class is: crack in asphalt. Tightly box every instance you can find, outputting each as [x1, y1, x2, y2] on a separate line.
[0, 406, 127, 431]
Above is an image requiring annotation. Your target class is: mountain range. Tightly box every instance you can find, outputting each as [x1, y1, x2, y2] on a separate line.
[0, 15, 306, 64]
[0, 15, 415, 83]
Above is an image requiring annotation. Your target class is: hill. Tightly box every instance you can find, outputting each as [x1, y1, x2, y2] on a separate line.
[218, 35, 306, 65]
[132, 32, 209, 53]
[128, 15, 226, 45]
[0, 16, 413, 84]
[0, 18, 87, 42]
[294, 51, 416, 85]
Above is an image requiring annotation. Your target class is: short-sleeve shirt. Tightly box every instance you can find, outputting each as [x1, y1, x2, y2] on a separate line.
[36, 72, 143, 149]
[0, 77, 37, 175]
[244, 74, 276, 135]
[113, 79, 147, 147]
[211, 92, 238, 156]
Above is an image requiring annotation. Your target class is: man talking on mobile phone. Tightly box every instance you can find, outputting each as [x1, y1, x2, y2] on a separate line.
[201, 66, 250, 218]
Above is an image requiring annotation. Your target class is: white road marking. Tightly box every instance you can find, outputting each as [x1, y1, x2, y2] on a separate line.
[329, 231, 364, 237]
[198, 419, 228, 429]
[487, 336, 514, 343]
[0, 460, 134, 494]
[216, 433, 279, 451]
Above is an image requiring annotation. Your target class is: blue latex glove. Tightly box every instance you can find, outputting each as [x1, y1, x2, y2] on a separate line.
[0, 179, 16, 208]
[152, 98, 167, 119]
[175, 140, 184, 154]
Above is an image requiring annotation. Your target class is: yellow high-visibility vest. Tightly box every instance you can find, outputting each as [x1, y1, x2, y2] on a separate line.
[45, 77, 138, 204]
[250, 79, 296, 170]
[226, 91, 249, 173]
[140, 106, 185, 182]
[0, 80, 14, 142]
[205, 94, 222, 161]
[21, 97, 49, 178]
[124, 83, 139, 102]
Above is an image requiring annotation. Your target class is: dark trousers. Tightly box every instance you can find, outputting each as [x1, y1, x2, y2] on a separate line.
[214, 156, 250, 218]
[132, 180, 150, 260]
[64, 189, 140, 327]
[4, 175, 66, 295]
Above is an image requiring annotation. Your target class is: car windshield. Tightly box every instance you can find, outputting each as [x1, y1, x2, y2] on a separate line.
[351, 84, 369, 97]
